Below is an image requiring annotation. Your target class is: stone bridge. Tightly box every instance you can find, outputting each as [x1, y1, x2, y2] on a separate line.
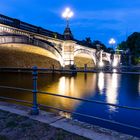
[0, 14, 120, 69]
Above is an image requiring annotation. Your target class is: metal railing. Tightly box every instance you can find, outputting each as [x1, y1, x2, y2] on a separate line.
[0, 14, 64, 40]
[0, 66, 140, 132]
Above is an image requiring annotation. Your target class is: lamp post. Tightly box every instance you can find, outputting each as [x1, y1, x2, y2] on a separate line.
[62, 7, 74, 27]
[109, 38, 118, 68]
[62, 7, 74, 67]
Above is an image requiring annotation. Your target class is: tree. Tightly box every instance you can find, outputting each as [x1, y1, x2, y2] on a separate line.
[117, 41, 127, 51]
[80, 37, 93, 48]
[92, 40, 108, 51]
[127, 32, 140, 64]
[105, 47, 114, 53]
[117, 32, 140, 65]
[80, 38, 114, 53]
[85, 37, 92, 44]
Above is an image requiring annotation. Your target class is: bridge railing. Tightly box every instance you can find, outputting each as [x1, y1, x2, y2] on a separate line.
[0, 35, 62, 59]
[0, 14, 64, 40]
[0, 66, 140, 135]
[0, 14, 15, 26]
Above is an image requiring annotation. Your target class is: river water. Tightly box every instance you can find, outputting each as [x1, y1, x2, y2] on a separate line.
[0, 72, 140, 136]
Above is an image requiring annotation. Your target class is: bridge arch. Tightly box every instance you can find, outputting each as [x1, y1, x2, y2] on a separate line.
[0, 35, 64, 67]
[102, 53, 111, 65]
[74, 49, 96, 68]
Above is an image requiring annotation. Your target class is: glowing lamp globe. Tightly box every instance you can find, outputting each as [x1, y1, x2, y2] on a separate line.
[109, 38, 116, 45]
[62, 7, 74, 19]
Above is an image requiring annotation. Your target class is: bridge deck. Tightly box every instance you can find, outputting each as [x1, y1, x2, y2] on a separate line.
[0, 14, 64, 40]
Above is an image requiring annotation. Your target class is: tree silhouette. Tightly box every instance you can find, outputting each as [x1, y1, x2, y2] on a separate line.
[117, 32, 140, 64]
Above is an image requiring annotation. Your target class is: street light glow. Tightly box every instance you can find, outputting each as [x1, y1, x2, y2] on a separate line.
[109, 38, 116, 45]
[112, 59, 118, 67]
[99, 61, 104, 67]
[62, 7, 74, 19]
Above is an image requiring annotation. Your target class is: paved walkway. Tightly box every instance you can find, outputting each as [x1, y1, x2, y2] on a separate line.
[0, 101, 139, 140]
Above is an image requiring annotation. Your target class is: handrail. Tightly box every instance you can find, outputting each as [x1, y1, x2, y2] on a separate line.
[38, 91, 140, 111]
[39, 104, 140, 131]
[0, 96, 32, 104]
[0, 14, 64, 40]
[0, 66, 140, 136]
[0, 95, 140, 131]
[0, 85, 32, 92]
[0, 85, 140, 111]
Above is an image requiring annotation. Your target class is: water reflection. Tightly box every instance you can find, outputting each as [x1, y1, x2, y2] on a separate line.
[58, 76, 75, 96]
[0, 73, 139, 112]
[138, 78, 140, 95]
[113, 69, 117, 73]
[58, 76, 66, 95]
[0, 72, 140, 133]
[35, 73, 97, 111]
[97, 72, 104, 94]
[106, 73, 119, 112]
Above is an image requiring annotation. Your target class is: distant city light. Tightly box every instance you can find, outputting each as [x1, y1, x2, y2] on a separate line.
[98, 72, 104, 93]
[112, 59, 118, 67]
[99, 61, 104, 67]
[62, 7, 74, 19]
[109, 38, 116, 45]
[113, 69, 117, 73]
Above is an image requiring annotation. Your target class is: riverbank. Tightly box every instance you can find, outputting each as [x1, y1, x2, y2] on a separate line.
[0, 110, 87, 140]
[0, 101, 139, 140]
[0, 67, 140, 75]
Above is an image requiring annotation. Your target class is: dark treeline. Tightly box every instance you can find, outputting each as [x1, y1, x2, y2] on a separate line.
[117, 32, 140, 65]
[76, 37, 114, 53]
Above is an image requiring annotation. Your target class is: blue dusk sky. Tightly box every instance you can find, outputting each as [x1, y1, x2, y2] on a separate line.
[0, 0, 140, 48]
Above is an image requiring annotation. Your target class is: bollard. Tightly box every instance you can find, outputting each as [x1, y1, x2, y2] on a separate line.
[52, 65, 55, 73]
[31, 66, 39, 115]
[84, 64, 87, 73]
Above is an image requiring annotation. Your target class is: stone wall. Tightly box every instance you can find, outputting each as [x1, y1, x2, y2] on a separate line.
[0, 44, 61, 68]
[74, 54, 95, 69]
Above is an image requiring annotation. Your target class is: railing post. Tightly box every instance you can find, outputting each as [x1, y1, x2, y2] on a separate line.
[52, 64, 55, 73]
[31, 66, 39, 115]
[84, 64, 87, 73]
[14, 19, 20, 28]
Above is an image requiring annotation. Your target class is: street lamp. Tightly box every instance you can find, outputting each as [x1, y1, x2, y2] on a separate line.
[109, 38, 118, 67]
[109, 38, 116, 49]
[62, 7, 74, 27]
[99, 61, 104, 67]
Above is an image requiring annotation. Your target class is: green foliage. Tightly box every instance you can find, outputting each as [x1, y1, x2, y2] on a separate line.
[118, 41, 127, 51]
[117, 32, 140, 65]
[0, 135, 8, 140]
[127, 32, 140, 56]
[85, 37, 92, 44]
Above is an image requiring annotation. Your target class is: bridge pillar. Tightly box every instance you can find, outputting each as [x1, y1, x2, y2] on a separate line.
[112, 54, 121, 67]
[62, 40, 76, 68]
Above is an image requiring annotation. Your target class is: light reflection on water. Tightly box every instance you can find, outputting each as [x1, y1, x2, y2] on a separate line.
[98, 72, 104, 94]
[106, 73, 119, 112]
[138, 78, 140, 96]
[0, 72, 140, 136]
[0, 72, 139, 110]
[97, 72, 120, 112]
[37, 73, 97, 111]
